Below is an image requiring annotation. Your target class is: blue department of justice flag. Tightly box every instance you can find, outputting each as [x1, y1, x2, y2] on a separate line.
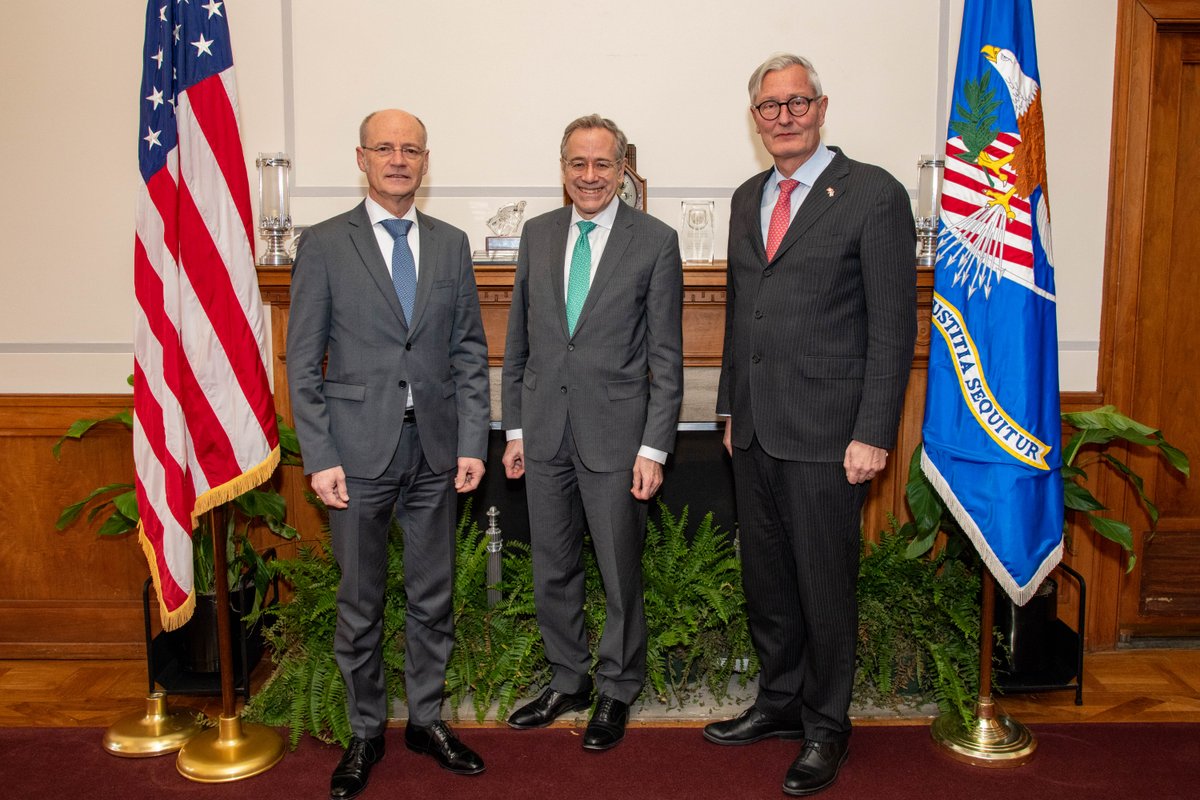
[920, 0, 1063, 606]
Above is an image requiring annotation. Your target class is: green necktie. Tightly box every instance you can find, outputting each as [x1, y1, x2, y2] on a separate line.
[566, 220, 596, 335]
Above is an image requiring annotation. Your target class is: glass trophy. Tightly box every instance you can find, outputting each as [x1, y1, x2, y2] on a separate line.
[681, 200, 715, 265]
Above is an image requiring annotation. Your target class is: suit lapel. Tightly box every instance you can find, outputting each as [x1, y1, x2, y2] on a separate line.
[546, 207, 572, 338]
[409, 210, 438, 332]
[572, 202, 633, 335]
[347, 203, 408, 328]
[770, 149, 851, 264]
[746, 169, 772, 264]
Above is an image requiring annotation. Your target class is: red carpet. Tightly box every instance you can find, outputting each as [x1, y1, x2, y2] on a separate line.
[2, 723, 1197, 799]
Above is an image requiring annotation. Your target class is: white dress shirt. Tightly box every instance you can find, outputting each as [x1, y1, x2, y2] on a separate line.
[364, 196, 420, 408]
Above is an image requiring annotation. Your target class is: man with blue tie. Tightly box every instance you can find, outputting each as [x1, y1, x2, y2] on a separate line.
[287, 108, 491, 799]
[501, 115, 683, 751]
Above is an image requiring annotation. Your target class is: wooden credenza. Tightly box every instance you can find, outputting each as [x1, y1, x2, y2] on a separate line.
[258, 261, 937, 542]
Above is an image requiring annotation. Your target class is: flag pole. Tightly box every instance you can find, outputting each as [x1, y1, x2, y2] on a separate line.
[176, 509, 284, 782]
[931, 569, 1036, 766]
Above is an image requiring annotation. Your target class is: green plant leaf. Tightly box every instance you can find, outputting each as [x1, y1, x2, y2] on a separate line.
[51, 414, 134, 460]
[1063, 480, 1105, 512]
[905, 445, 944, 542]
[1084, 513, 1134, 554]
[111, 490, 140, 522]
[96, 511, 137, 537]
[54, 483, 136, 529]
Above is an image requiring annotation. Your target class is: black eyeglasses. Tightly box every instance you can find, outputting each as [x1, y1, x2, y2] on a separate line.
[753, 95, 819, 121]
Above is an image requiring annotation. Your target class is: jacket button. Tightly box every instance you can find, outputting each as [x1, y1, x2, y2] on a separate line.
[568, 344, 575, 351]
[763, 268, 773, 277]
[754, 310, 763, 319]
[560, 386, 567, 394]
[751, 354, 761, 364]
[398, 380, 407, 389]
[405, 342, 413, 351]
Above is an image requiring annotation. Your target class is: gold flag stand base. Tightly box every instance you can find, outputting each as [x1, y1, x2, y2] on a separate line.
[102, 691, 203, 757]
[931, 696, 1037, 767]
[176, 714, 285, 782]
[931, 573, 1036, 767]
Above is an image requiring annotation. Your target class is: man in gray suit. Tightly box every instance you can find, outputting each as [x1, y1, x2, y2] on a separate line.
[287, 109, 491, 799]
[705, 55, 916, 796]
[501, 114, 683, 751]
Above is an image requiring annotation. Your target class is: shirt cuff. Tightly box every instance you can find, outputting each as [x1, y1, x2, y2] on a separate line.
[638, 445, 668, 464]
[505, 429, 523, 441]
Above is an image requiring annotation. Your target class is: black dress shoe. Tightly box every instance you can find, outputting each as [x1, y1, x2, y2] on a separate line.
[702, 706, 805, 746]
[404, 721, 485, 775]
[330, 734, 386, 800]
[507, 684, 593, 729]
[783, 739, 849, 796]
[582, 694, 629, 751]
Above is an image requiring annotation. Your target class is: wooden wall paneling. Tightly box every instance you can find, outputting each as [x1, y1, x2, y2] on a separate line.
[0, 396, 147, 658]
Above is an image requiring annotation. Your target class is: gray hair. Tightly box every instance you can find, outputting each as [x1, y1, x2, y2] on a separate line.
[358, 109, 428, 146]
[747, 53, 823, 101]
[559, 114, 628, 163]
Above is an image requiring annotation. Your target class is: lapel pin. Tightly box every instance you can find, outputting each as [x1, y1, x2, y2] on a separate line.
[826, 187, 835, 197]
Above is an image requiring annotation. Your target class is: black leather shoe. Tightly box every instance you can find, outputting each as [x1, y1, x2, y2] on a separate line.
[404, 721, 485, 776]
[330, 734, 386, 800]
[702, 706, 805, 746]
[507, 684, 593, 729]
[582, 694, 629, 751]
[783, 739, 849, 796]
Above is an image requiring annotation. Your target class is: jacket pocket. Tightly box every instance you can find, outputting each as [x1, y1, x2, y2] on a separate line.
[323, 380, 366, 401]
[606, 374, 649, 400]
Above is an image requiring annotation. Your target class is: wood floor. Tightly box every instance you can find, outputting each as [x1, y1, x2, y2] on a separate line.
[2, 649, 1198, 728]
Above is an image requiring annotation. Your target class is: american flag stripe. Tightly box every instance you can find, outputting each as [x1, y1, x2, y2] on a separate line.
[135, 0, 278, 630]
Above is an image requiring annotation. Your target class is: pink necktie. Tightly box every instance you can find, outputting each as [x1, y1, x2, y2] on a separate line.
[765, 178, 800, 262]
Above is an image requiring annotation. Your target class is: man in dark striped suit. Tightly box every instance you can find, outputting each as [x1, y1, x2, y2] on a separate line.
[707, 53, 917, 797]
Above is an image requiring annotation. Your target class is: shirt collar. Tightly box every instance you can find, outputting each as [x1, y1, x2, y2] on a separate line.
[767, 145, 835, 194]
[365, 195, 418, 226]
[570, 194, 621, 231]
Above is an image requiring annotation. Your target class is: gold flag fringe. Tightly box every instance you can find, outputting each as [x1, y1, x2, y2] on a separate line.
[140, 445, 282, 632]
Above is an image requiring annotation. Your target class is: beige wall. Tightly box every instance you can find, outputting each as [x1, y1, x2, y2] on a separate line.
[0, 0, 1115, 393]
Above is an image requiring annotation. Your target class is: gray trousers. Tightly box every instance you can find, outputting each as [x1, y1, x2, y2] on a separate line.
[329, 422, 456, 736]
[523, 418, 648, 705]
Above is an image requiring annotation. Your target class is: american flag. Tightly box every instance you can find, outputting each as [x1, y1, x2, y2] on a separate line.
[135, 0, 279, 630]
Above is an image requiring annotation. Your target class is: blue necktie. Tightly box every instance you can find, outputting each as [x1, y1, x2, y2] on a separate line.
[380, 218, 416, 324]
[566, 220, 596, 335]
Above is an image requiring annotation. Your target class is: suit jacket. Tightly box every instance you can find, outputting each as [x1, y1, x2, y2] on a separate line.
[287, 202, 490, 479]
[502, 201, 683, 473]
[716, 148, 917, 461]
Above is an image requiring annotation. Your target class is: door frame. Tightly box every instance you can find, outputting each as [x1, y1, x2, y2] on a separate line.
[1093, 0, 1200, 648]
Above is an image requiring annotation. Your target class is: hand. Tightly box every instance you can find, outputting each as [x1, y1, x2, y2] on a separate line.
[311, 465, 350, 509]
[502, 439, 525, 479]
[722, 417, 733, 457]
[455, 457, 486, 493]
[631, 455, 664, 501]
[844, 440, 888, 484]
